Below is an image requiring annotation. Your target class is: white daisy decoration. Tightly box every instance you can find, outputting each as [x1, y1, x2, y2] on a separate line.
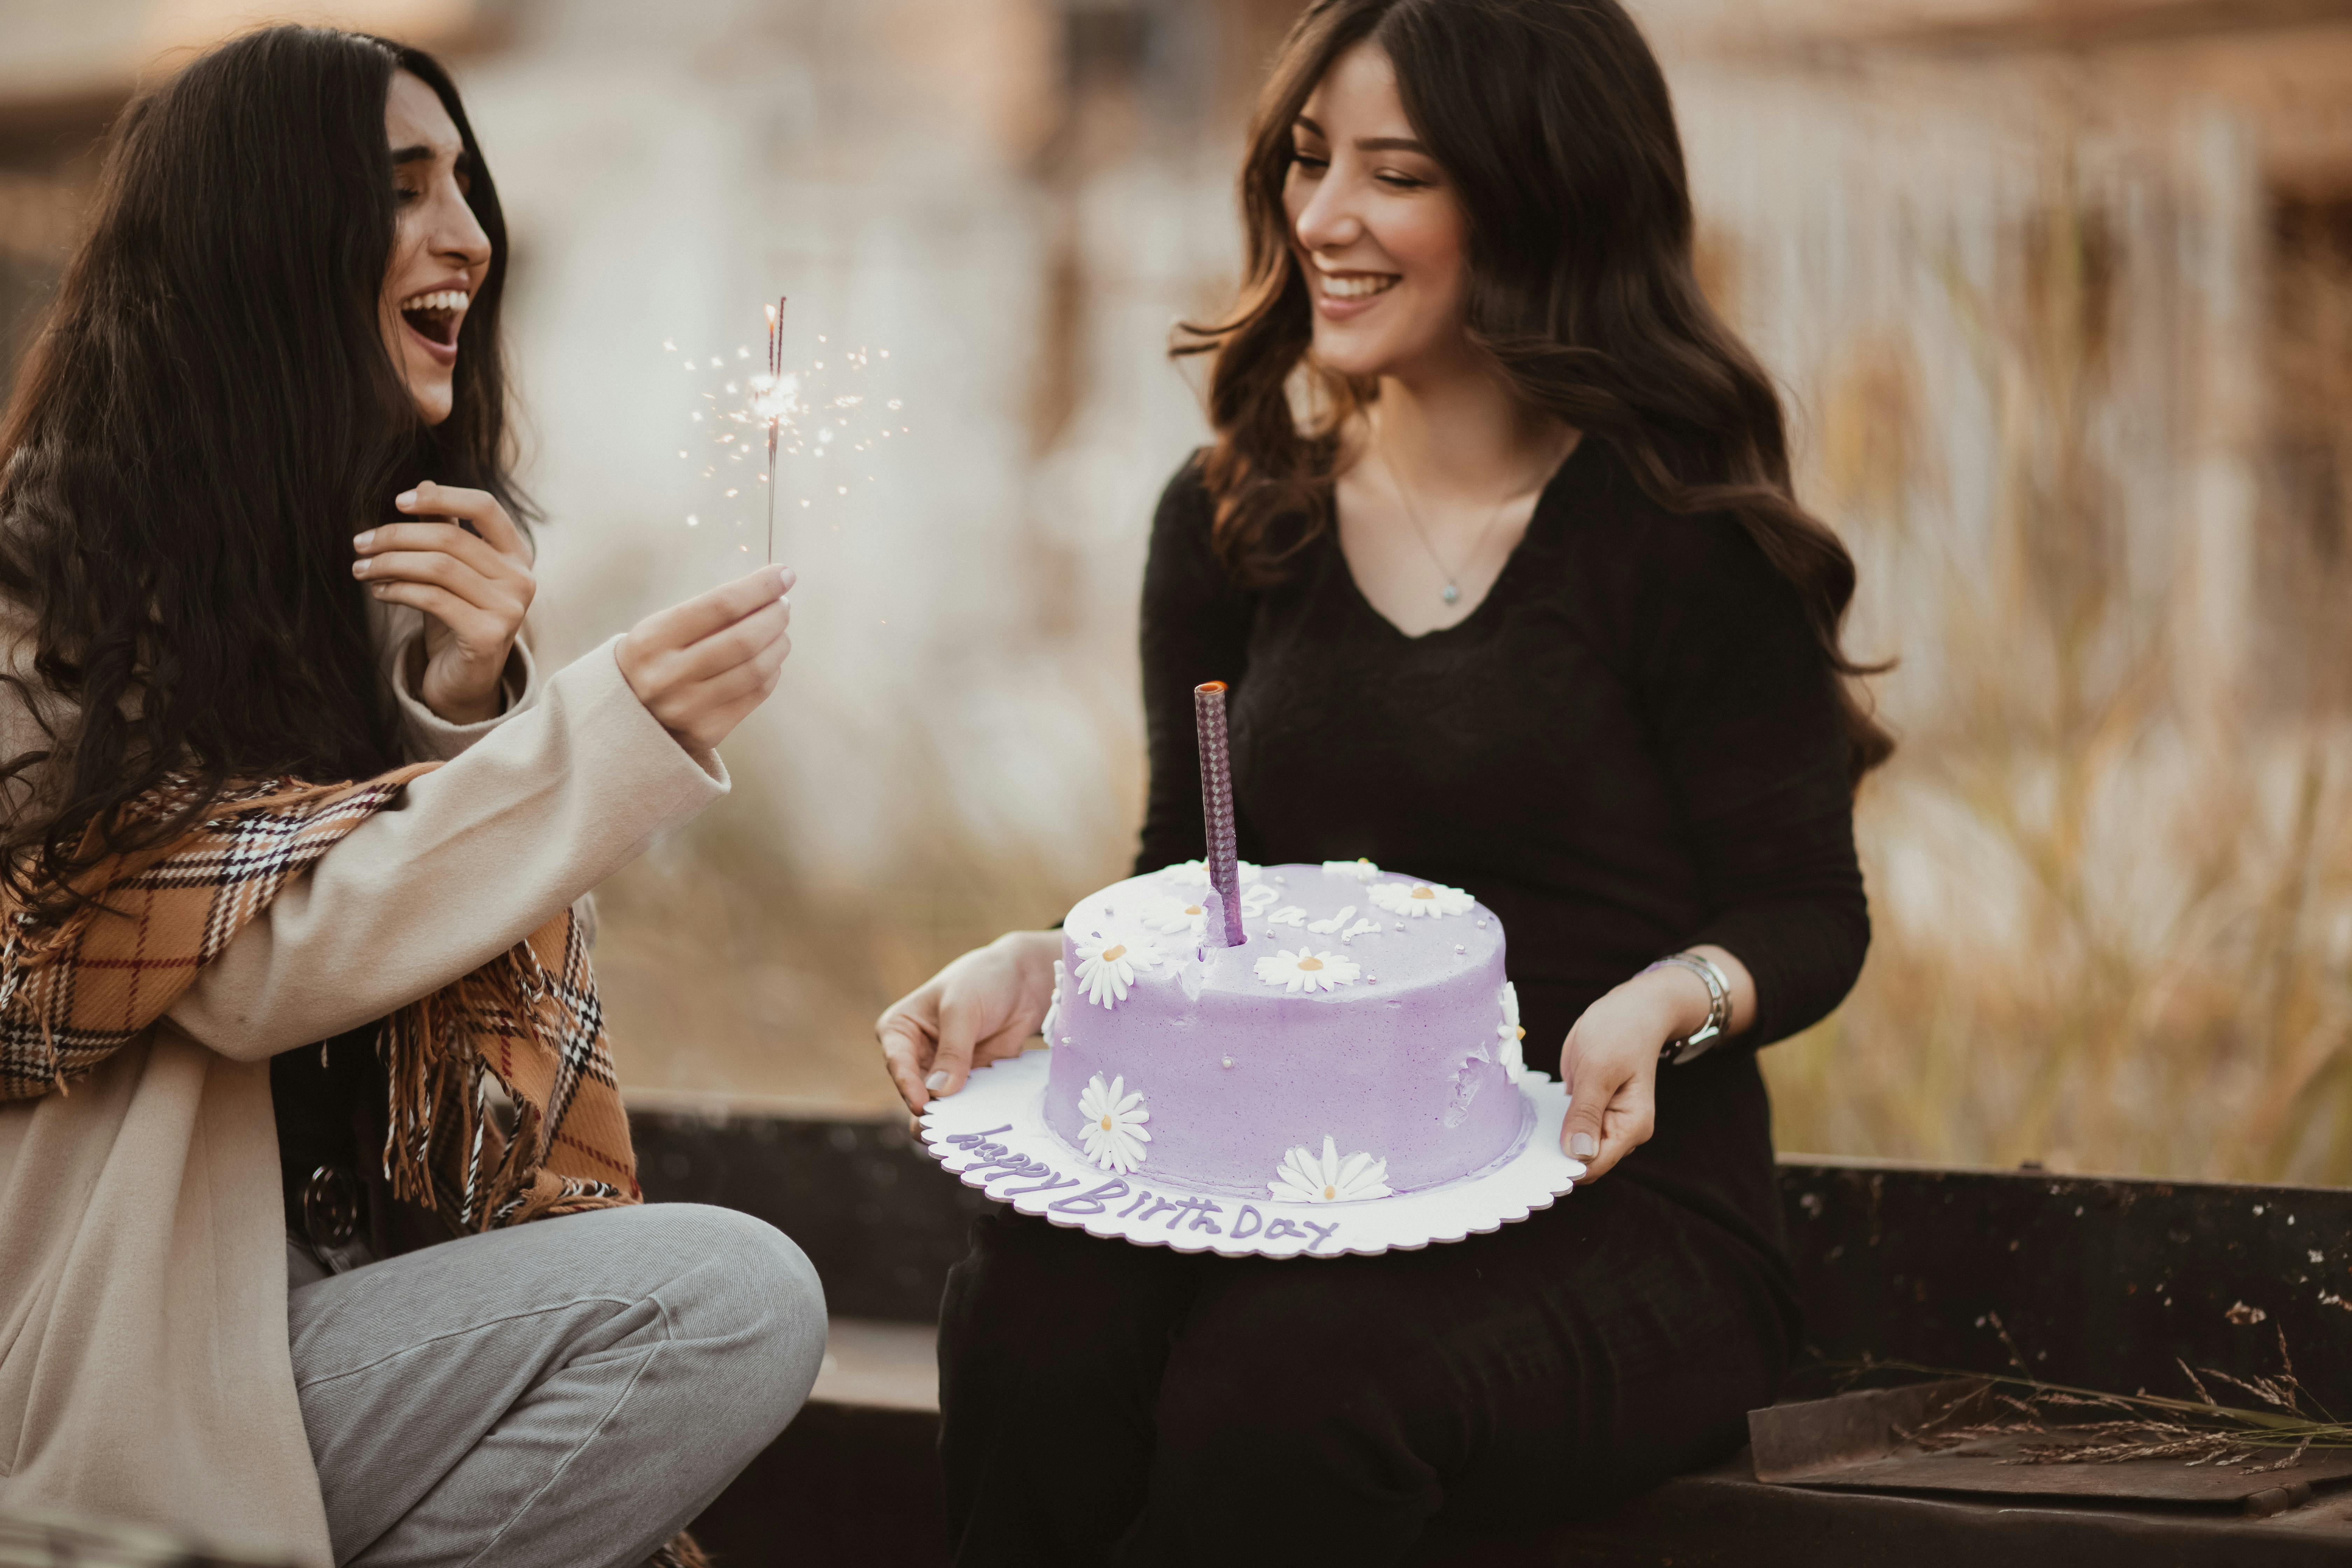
[1142, 895, 1211, 941]
[1253, 947, 1361, 993]
[1368, 879, 1477, 919]
[1306, 903, 1357, 934]
[1497, 981, 1526, 1083]
[1239, 883, 1280, 915]
[1073, 926, 1161, 1007]
[1075, 1073, 1151, 1172]
[1158, 859, 1262, 889]
[1322, 858, 1381, 883]
[1269, 1135, 1392, 1203]
[1265, 905, 1308, 928]
[1041, 958, 1067, 1043]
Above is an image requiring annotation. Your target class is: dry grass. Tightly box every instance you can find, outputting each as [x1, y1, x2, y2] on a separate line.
[1861, 1321, 2347, 1471]
[1764, 161, 2352, 1187]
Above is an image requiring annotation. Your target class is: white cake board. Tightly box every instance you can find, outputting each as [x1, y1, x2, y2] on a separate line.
[918, 1049, 1585, 1259]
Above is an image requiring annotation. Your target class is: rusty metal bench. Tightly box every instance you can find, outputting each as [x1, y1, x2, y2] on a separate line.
[629, 1102, 2352, 1566]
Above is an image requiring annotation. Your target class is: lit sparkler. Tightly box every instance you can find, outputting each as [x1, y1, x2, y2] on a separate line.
[660, 312, 903, 561]
[760, 295, 785, 564]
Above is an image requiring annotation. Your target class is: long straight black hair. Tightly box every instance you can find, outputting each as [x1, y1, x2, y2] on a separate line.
[1182, 0, 1893, 783]
[0, 25, 526, 914]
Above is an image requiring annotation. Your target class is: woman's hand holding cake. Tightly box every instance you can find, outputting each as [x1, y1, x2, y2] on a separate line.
[1559, 943, 1757, 1180]
[876, 929, 1060, 1119]
[616, 565, 796, 751]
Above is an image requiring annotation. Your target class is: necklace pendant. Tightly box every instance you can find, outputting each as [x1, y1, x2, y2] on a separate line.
[1441, 582, 1461, 605]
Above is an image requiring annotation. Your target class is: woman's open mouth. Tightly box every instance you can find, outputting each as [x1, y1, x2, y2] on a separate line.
[398, 289, 468, 359]
[1312, 269, 1399, 321]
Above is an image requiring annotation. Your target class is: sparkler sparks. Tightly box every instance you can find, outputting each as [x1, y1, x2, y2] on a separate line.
[662, 301, 901, 564]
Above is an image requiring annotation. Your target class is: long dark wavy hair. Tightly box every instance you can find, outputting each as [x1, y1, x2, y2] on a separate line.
[0, 26, 526, 915]
[1181, 0, 1893, 782]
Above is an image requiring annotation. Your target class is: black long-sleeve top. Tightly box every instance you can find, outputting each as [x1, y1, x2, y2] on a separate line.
[1134, 437, 1870, 1269]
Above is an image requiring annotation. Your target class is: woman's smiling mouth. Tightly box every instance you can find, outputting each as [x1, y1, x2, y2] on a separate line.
[398, 288, 468, 358]
[1311, 268, 1399, 320]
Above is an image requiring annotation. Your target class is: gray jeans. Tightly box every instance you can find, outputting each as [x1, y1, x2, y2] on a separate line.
[287, 1203, 826, 1568]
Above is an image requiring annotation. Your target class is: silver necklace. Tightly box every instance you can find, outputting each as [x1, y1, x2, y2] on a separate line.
[1378, 449, 1516, 607]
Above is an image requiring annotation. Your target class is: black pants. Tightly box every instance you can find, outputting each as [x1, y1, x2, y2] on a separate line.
[936, 1173, 1800, 1566]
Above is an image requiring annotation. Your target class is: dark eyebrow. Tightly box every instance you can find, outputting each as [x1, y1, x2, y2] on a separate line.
[1288, 117, 1429, 156]
[390, 145, 473, 174]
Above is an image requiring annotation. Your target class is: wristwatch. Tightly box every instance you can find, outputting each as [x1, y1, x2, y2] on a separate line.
[1644, 951, 1731, 1065]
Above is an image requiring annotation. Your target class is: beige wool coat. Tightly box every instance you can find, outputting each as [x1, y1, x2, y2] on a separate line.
[0, 601, 729, 1565]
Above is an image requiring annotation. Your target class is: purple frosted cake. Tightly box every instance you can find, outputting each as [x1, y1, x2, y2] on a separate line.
[1041, 859, 1531, 1202]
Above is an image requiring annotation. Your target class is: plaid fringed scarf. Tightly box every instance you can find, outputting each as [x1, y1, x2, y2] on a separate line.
[0, 768, 641, 1226]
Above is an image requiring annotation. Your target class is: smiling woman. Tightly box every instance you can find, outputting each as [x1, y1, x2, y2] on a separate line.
[0, 24, 813, 1568]
[382, 67, 488, 424]
[884, 0, 1882, 1560]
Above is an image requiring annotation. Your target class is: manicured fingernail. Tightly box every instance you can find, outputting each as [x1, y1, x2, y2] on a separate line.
[395, 490, 418, 508]
[925, 1070, 953, 1093]
[351, 559, 369, 577]
[352, 530, 373, 550]
[1570, 1132, 1598, 1159]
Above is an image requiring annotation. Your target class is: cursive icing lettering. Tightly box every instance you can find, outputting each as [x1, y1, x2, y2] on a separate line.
[1002, 1172, 1080, 1198]
[1262, 1218, 1306, 1242]
[1180, 1198, 1224, 1234]
[1135, 1196, 1184, 1225]
[1048, 1179, 1130, 1214]
[1116, 1189, 1158, 1220]
[1231, 1205, 1264, 1240]
[944, 1125, 1016, 1149]
[1299, 1219, 1341, 1252]
[964, 1149, 1030, 1178]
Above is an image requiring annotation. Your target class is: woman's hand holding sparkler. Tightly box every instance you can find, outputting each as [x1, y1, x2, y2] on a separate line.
[353, 481, 536, 726]
[616, 565, 795, 752]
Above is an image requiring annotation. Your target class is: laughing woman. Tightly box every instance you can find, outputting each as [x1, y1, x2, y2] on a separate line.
[876, 1, 1885, 1561]
[0, 28, 819, 1568]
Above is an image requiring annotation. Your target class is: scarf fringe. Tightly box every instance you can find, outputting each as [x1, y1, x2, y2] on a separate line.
[380, 919, 634, 1233]
[647, 1530, 711, 1568]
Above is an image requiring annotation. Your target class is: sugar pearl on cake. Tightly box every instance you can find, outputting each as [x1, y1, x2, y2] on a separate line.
[1455, 944, 1465, 954]
[1221, 1057, 1233, 1069]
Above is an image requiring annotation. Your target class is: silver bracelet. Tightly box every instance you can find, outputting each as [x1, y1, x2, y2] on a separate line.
[1644, 951, 1731, 1065]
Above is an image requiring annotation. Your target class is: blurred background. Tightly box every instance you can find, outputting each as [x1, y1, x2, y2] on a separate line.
[2, 0, 2348, 1184]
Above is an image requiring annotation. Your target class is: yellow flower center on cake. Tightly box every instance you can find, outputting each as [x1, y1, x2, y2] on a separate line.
[1410, 885, 1435, 900]
[1100, 1115, 1114, 1130]
[1100, 944, 1126, 962]
[1297, 956, 1324, 971]
[1322, 1184, 1337, 1200]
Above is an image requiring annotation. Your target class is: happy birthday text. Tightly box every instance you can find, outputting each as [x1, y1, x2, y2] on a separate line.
[941, 1125, 1346, 1253]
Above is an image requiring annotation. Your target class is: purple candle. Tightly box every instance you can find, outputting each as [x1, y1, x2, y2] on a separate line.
[1194, 680, 1246, 948]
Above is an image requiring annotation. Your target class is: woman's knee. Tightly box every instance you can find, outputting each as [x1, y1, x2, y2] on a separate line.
[642, 1204, 828, 1430]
